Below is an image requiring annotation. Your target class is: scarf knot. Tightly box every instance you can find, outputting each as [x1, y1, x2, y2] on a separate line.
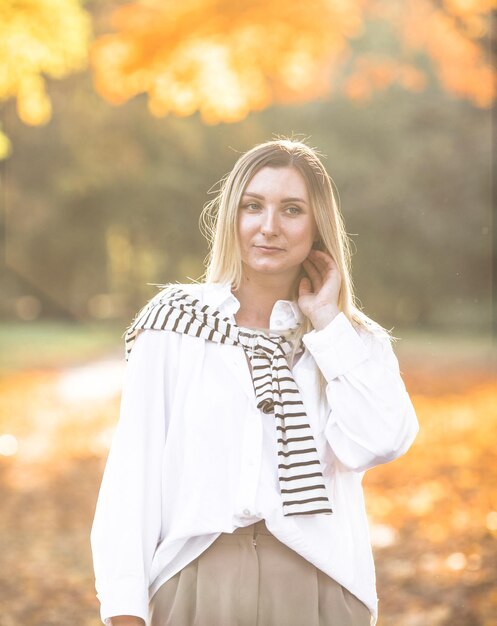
[259, 399, 274, 414]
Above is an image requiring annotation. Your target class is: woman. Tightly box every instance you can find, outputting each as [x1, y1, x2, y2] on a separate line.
[90, 138, 419, 626]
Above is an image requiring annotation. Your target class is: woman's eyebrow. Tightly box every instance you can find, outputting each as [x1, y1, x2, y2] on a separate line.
[242, 191, 308, 204]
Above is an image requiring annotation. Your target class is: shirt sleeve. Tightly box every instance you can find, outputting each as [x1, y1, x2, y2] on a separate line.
[90, 329, 169, 625]
[302, 312, 419, 472]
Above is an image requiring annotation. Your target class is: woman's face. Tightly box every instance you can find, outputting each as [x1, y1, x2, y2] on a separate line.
[237, 166, 318, 285]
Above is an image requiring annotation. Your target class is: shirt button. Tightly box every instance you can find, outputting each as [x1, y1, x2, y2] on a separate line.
[274, 320, 283, 327]
[243, 508, 251, 516]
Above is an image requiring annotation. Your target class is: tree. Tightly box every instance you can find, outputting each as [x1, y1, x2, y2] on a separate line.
[90, 0, 496, 123]
[0, 0, 91, 158]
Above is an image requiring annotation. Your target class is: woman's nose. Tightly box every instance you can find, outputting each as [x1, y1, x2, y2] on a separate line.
[260, 209, 280, 236]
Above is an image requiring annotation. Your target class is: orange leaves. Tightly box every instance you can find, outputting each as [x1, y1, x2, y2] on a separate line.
[0, 348, 496, 622]
[0, 0, 91, 121]
[365, 375, 497, 536]
[90, 0, 366, 124]
[343, 56, 426, 102]
[362, 373, 497, 622]
[352, 0, 496, 106]
[90, 0, 496, 122]
[1, 0, 495, 150]
[0, 0, 91, 158]
[443, 0, 496, 20]
[399, 0, 495, 107]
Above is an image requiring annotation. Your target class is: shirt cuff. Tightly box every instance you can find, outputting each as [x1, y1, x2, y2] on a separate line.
[302, 312, 370, 381]
[98, 576, 149, 625]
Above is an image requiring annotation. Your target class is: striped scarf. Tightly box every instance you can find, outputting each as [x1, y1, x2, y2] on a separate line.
[124, 286, 333, 517]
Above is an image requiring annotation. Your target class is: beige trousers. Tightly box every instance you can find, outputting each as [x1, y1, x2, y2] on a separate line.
[149, 520, 372, 626]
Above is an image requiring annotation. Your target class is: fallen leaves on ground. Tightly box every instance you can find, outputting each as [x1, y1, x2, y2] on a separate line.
[0, 357, 496, 625]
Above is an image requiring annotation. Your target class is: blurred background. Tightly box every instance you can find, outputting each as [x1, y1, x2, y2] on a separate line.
[0, 0, 495, 624]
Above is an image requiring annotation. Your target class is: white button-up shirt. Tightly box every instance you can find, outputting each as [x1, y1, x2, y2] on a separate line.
[90, 281, 419, 626]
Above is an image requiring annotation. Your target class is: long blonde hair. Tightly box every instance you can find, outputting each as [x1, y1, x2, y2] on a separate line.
[196, 137, 395, 395]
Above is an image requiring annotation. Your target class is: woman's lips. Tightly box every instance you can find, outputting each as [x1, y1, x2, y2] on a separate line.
[255, 246, 283, 253]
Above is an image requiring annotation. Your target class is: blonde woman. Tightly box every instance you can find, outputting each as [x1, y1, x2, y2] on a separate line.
[90, 138, 419, 626]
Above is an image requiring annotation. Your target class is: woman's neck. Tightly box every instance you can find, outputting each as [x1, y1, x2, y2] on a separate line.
[232, 273, 299, 329]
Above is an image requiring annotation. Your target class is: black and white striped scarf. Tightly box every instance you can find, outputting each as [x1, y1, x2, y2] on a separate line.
[124, 285, 333, 517]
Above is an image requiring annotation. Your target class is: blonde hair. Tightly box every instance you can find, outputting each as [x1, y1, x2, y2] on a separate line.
[197, 137, 395, 396]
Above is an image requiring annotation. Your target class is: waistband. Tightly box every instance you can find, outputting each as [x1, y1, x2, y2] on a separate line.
[228, 519, 272, 536]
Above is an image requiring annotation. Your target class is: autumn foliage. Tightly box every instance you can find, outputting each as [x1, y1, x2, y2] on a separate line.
[90, 0, 363, 123]
[0, 0, 495, 154]
[90, 0, 496, 123]
[0, 0, 91, 157]
[0, 0, 90, 125]
[0, 349, 496, 624]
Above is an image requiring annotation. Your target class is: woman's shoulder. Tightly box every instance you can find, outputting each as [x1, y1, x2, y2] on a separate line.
[124, 281, 213, 360]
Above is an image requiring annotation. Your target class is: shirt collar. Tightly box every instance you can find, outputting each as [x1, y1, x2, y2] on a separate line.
[201, 281, 304, 329]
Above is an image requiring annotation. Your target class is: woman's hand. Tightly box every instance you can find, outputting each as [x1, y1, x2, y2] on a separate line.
[298, 249, 341, 331]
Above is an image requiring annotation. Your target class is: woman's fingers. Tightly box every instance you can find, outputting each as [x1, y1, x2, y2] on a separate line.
[305, 249, 334, 285]
[302, 257, 323, 292]
[307, 250, 341, 298]
[310, 250, 340, 286]
[309, 249, 336, 274]
[300, 250, 341, 315]
[298, 275, 313, 296]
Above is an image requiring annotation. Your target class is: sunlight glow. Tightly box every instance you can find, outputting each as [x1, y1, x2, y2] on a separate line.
[446, 552, 467, 571]
[369, 523, 398, 548]
[486, 511, 497, 531]
[0, 434, 18, 456]
[56, 359, 124, 404]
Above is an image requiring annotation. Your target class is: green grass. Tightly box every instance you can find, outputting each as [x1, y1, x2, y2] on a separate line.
[392, 326, 496, 368]
[0, 321, 123, 373]
[0, 321, 495, 374]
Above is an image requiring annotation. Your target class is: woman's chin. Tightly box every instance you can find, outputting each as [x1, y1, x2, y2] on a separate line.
[243, 260, 301, 278]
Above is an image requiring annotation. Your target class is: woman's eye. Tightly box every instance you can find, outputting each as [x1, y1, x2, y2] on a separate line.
[243, 203, 260, 211]
[286, 206, 302, 215]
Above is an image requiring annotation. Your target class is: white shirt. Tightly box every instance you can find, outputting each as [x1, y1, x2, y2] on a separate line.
[90, 281, 419, 626]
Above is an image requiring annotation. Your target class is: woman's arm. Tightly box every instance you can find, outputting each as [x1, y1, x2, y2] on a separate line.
[299, 249, 418, 472]
[90, 330, 169, 625]
[303, 312, 419, 472]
